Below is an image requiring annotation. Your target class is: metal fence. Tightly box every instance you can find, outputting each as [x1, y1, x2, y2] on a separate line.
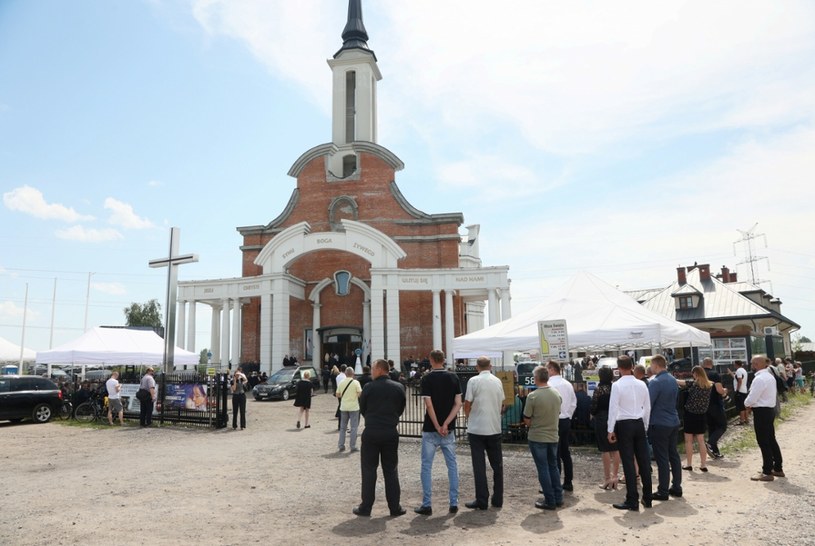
[122, 370, 228, 429]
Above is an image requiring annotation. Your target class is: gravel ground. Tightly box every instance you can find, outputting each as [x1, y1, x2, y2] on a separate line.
[1, 391, 813, 546]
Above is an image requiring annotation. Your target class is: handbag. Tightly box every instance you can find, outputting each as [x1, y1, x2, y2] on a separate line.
[136, 388, 150, 402]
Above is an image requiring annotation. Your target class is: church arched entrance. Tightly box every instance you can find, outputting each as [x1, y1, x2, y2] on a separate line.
[320, 326, 363, 366]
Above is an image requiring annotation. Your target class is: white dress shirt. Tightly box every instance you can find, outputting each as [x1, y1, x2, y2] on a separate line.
[744, 368, 776, 408]
[465, 370, 505, 435]
[548, 375, 577, 419]
[607, 375, 651, 433]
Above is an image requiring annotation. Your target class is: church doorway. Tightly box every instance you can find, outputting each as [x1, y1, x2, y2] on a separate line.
[320, 327, 363, 366]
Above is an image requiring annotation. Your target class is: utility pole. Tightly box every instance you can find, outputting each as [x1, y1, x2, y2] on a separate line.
[733, 223, 771, 291]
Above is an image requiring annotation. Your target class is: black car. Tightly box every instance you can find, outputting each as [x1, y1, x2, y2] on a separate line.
[0, 375, 63, 423]
[253, 366, 319, 401]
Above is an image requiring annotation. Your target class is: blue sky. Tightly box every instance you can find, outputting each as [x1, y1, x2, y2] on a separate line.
[2, 0, 814, 354]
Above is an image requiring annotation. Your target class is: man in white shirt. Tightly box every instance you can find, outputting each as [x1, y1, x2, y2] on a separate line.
[607, 356, 652, 511]
[464, 356, 505, 510]
[730, 360, 749, 425]
[745, 355, 784, 482]
[546, 361, 577, 491]
[105, 371, 123, 426]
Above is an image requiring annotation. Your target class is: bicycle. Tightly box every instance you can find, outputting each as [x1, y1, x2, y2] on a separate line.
[74, 393, 108, 423]
[57, 400, 73, 420]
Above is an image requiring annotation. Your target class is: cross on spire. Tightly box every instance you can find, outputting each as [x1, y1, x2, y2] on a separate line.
[149, 227, 198, 373]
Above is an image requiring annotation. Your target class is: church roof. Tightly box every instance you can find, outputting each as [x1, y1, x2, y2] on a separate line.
[335, 0, 376, 60]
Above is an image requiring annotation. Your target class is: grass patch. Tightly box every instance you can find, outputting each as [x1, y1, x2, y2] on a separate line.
[720, 392, 812, 455]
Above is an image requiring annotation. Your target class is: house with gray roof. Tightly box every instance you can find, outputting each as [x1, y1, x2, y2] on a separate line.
[628, 263, 800, 368]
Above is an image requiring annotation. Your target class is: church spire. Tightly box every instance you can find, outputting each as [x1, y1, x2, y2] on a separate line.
[335, 0, 375, 59]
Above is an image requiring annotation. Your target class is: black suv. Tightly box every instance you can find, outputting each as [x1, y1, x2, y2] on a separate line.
[252, 366, 320, 401]
[0, 375, 63, 423]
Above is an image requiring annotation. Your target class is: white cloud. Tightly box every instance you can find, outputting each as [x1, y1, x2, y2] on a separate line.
[3, 185, 94, 222]
[92, 282, 127, 296]
[0, 301, 27, 319]
[55, 225, 124, 242]
[436, 156, 561, 202]
[147, 180, 161, 187]
[104, 197, 155, 229]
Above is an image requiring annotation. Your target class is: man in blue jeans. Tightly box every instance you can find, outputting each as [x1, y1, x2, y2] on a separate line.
[414, 349, 462, 516]
[523, 366, 563, 510]
[647, 355, 683, 500]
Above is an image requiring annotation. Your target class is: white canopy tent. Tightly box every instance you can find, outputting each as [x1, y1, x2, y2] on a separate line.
[35, 327, 200, 368]
[453, 272, 711, 358]
[0, 336, 36, 363]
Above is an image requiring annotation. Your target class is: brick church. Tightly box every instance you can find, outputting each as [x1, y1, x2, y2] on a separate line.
[177, 1, 511, 373]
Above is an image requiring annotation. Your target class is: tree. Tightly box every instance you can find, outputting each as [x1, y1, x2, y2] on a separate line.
[199, 348, 209, 365]
[801, 336, 812, 343]
[791, 333, 811, 352]
[123, 299, 163, 328]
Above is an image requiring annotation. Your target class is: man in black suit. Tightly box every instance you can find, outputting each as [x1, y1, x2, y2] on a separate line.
[354, 359, 407, 517]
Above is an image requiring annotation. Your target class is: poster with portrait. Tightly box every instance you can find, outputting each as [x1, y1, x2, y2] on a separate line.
[164, 384, 209, 411]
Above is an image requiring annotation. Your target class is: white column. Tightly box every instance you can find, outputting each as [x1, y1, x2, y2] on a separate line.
[370, 274, 385, 361]
[231, 300, 241, 367]
[385, 277, 401, 366]
[187, 301, 196, 353]
[176, 301, 186, 350]
[362, 297, 371, 367]
[444, 290, 455, 362]
[271, 278, 290, 373]
[488, 288, 499, 325]
[220, 299, 230, 368]
[210, 304, 221, 364]
[432, 289, 442, 350]
[260, 294, 273, 374]
[500, 288, 511, 321]
[312, 299, 321, 366]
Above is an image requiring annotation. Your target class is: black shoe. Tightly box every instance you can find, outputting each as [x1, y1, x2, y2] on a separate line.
[641, 499, 652, 508]
[556, 501, 564, 507]
[668, 488, 683, 498]
[562, 482, 574, 491]
[652, 492, 670, 501]
[612, 502, 639, 512]
[414, 505, 432, 516]
[449, 505, 458, 513]
[352, 506, 371, 517]
[491, 501, 503, 508]
[465, 501, 488, 510]
[535, 500, 556, 510]
[390, 507, 407, 517]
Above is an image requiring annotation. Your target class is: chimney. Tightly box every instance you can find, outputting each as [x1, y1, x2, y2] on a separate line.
[699, 264, 711, 282]
[730, 272, 737, 282]
[720, 265, 730, 283]
[677, 267, 686, 286]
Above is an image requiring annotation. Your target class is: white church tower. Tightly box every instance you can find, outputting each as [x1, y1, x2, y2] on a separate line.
[327, 0, 382, 177]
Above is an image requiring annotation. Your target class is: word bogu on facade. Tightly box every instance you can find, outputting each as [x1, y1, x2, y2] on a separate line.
[178, 1, 511, 374]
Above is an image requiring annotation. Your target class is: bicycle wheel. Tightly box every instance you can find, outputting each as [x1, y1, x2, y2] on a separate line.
[74, 402, 97, 423]
[58, 402, 72, 420]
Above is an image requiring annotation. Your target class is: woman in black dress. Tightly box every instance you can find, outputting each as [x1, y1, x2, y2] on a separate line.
[293, 370, 314, 429]
[677, 366, 712, 471]
[591, 366, 620, 489]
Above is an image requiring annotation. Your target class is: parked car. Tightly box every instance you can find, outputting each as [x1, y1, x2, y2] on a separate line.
[0, 375, 63, 423]
[252, 366, 320, 401]
[596, 357, 620, 377]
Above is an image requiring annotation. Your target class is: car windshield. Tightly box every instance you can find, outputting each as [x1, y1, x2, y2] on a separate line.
[268, 369, 295, 384]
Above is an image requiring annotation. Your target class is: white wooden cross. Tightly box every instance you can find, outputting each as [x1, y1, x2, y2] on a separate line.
[149, 227, 198, 373]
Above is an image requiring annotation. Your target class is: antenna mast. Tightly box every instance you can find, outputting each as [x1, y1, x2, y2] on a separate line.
[733, 223, 771, 292]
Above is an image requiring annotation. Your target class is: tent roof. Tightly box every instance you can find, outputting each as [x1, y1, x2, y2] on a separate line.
[0, 337, 36, 362]
[453, 272, 711, 356]
[35, 327, 199, 366]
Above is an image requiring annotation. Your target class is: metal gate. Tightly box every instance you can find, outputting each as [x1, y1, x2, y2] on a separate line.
[123, 370, 228, 428]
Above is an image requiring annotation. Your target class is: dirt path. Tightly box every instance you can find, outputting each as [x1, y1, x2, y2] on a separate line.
[1, 393, 813, 546]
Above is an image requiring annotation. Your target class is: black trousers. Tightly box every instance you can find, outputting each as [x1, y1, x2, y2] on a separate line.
[232, 393, 246, 429]
[615, 418, 652, 505]
[753, 407, 783, 475]
[557, 418, 573, 484]
[468, 433, 504, 507]
[139, 398, 154, 426]
[648, 424, 682, 495]
[360, 429, 401, 513]
[706, 404, 727, 452]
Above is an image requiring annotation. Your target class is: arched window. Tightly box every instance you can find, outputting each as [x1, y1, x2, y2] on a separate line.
[334, 271, 352, 296]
